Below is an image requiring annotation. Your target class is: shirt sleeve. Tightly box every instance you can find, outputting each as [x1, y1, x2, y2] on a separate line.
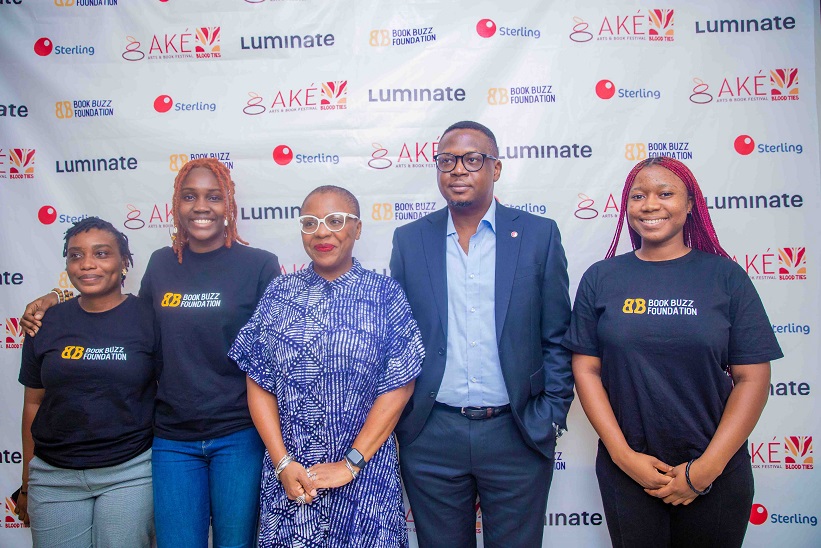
[19, 334, 44, 389]
[257, 252, 281, 301]
[562, 267, 601, 357]
[727, 269, 784, 365]
[228, 280, 280, 395]
[376, 280, 424, 396]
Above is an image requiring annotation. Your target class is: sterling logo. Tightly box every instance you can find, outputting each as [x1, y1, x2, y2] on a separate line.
[122, 27, 221, 62]
[153, 95, 216, 113]
[750, 503, 818, 527]
[37, 205, 88, 226]
[734, 135, 803, 156]
[273, 145, 339, 166]
[34, 36, 94, 56]
[570, 10, 674, 43]
[476, 18, 540, 39]
[596, 79, 660, 100]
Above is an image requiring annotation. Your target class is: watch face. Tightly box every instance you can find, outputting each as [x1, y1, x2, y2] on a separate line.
[346, 448, 366, 468]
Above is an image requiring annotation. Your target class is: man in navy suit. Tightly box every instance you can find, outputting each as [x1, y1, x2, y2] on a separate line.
[390, 121, 573, 547]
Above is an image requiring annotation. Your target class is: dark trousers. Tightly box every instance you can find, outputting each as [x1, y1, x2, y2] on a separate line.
[400, 405, 553, 548]
[596, 445, 754, 548]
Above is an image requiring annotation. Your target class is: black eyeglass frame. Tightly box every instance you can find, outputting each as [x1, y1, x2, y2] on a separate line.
[432, 152, 498, 173]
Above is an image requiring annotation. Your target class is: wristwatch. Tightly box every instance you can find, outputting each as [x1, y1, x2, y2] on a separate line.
[344, 447, 367, 469]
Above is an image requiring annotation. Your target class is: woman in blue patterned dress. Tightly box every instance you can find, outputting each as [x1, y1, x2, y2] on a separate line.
[229, 185, 424, 547]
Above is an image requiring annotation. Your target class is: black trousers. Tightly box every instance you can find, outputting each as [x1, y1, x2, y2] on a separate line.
[400, 405, 553, 548]
[596, 445, 754, 548]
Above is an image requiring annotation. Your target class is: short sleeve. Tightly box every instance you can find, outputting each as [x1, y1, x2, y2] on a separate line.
[257, 252, 281, 301]
[562, 267, 601, 357]
[376, 280, 424, 396]
[18, 335, 44, 389]
[138, 251, 155, 301]
[228, 280, 281, 394]
[727, 270, 783, 365]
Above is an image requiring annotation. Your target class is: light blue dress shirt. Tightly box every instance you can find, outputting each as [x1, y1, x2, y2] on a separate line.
[437, 200, 509, 407]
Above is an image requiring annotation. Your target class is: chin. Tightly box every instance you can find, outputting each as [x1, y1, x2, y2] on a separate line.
[449, 200, 473, 208]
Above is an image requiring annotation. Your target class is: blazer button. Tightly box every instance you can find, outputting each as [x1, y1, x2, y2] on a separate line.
[437, 348, 444, 355]
[429, 392, 436, 398]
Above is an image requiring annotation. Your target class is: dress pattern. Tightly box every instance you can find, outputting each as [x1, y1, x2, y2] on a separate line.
[229, 259, 424, 547]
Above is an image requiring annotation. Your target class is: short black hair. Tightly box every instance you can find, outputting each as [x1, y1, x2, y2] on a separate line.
[441, 121, 499, 156]
[302, 185, 361, 217]
[63, 216, 134, 270]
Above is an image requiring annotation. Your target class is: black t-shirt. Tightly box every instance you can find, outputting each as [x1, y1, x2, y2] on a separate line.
[563, 250, 783, 472]
[19, 295, 160, 469]
[140, 244, 280, 440]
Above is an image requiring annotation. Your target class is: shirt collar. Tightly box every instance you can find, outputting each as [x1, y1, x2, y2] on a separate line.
[446, 199, 497, 237]
[305, 257, 364, 288]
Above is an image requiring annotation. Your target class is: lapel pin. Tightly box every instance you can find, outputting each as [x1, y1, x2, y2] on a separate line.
[510, 231, 518, 238]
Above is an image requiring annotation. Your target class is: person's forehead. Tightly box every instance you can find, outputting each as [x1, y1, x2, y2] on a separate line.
[302, 191, 352, 213]
[439, 128, 492, 150]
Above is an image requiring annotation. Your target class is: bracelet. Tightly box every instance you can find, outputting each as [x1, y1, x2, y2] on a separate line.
[685, 459, 712, 495]
[343, 457, 359, 480]
[50, 288, 75, 303]
[274, 454, 294, 481]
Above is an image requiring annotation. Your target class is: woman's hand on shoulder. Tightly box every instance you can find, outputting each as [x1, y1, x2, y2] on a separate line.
[21, 292, 59, 336]
[308, 461, 358, 490]
[279, 462, 317, 504]
[614, 449, 673, 490]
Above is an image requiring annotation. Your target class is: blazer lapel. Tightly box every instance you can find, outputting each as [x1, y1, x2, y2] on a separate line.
[495, 203, 522, 343]
[422, 208, 449, 334]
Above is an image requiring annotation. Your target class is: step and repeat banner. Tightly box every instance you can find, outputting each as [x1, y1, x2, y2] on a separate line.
[1, 1, 819, 546]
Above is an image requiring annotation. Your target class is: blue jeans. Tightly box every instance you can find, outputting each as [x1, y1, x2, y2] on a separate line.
[152, 427, 264, 548]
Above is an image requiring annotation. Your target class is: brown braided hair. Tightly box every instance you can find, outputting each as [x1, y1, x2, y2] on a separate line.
[171, 158, 247, 263]
[605, 156, 729, 260]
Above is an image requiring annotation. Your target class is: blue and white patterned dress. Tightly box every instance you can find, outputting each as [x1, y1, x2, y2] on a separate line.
[229, 259, 424, 547]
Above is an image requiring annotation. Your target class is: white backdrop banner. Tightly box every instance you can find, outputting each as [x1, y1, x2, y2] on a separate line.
[0, 1, 819, 546]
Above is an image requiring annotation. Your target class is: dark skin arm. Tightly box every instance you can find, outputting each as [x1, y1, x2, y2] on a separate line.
[20, 292, 59, 337]
[572, 353, 673, 489]
[645, 362, 771, 505]
[309, 381, 415, 488]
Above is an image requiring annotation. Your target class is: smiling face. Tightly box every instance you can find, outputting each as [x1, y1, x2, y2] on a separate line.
[627, 165, 693, 260]
[436, 128, 501, 215]
[65, 228, 126, 303]
[177, 167, 227, 253]
[301, 191, 361, 281]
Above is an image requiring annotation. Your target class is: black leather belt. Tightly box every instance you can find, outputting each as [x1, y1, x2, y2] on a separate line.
[434, 401, 511, 420]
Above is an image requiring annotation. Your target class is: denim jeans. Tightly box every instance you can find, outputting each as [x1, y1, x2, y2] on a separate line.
[152, 426, 265, 548]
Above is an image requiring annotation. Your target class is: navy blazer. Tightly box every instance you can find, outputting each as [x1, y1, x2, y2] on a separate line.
[390, 203, 573, 458]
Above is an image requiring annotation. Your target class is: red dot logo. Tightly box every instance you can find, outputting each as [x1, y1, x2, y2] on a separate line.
[476, 19, 497, 38]
[34, 37, 53, 56]
[38, 205, 57, 225]
[734, 135, 755, 155]
[154, 95, 173, 113]
[273, 145, 294, 166]
[596, 79, 616, 100]
[749, 503, 768, 525]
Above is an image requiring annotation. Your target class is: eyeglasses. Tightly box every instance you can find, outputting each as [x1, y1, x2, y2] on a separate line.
[298, 212, 359, 234]
[433, 152, 498, 173]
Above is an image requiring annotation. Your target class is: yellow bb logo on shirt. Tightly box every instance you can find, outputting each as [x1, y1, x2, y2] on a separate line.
[622, 298, 646, 314]
[61, 346, 84, 359]
[161, 293, 182, 307]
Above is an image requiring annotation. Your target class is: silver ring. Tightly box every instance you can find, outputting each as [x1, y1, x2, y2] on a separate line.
[295, 494, 306, 505]
[307, 470, 316, 479]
